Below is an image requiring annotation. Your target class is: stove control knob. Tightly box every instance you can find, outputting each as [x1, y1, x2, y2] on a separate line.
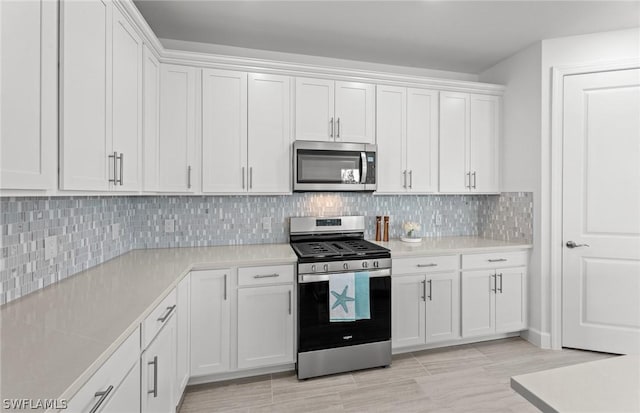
[343, 263, 349, 270]
[362, 261, 369, 268]
[311, 265, 316, 272]
[323, 264, 329, 272]
[373, 261, 379, 268]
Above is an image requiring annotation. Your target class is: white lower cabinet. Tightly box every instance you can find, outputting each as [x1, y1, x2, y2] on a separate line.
[426, 272, 461, 343]
[175, 275, 190, 403]
[237, 284, 295, 369]
[142, 313, 176, 413]
[190, 269, 231, 377]
[100, 360, 141, 413]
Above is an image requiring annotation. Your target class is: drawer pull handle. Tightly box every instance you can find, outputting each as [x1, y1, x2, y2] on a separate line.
[90, 385, 114, 413]
[254, 273, 280, 279]
[157, 305, 176, 322]
[488, 258, 507, 263]
[417, 263, 438, 268]
[148, 355, 158, 397]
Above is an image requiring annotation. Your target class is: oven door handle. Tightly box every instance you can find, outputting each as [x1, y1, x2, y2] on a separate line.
[360, 152, 368, 184]
[298, 268, 390, 283]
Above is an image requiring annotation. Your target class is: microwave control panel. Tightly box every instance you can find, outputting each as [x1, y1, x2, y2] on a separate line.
[365, 153, 376, 184]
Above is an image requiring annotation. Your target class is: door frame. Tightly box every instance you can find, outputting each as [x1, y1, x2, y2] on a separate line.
[549, 58, 640, 350]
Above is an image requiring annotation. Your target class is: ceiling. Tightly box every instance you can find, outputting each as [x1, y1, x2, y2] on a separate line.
[133, 1, 640, 74]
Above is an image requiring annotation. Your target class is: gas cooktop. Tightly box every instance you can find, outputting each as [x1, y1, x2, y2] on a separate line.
[291, 239, 389, 260]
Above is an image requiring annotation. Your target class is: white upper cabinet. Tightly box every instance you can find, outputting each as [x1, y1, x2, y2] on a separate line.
[0, 0, 57, 190]
[159, 64, 197, 193]
[111, 6, 142, 192]
[439, 92, 500, 193]
[202, 69, 248, 193]
[142, 45, 160, 192]
[376, 85, 438, 194]
[294, 78, 375, 144]
[247, 73, 292, 194]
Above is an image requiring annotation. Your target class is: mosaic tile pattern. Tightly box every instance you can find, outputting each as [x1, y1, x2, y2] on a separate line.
[0, 192, 532, 305]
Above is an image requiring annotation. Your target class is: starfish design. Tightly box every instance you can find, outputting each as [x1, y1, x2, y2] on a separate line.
[331, 285, 355, 313]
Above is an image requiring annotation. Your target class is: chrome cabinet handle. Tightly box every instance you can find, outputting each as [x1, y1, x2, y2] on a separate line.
[409, 170, 413, 189]
[330, 117, 334, 138]
[488, 258, 507, 263]
[472, 172, 477, 189]
[498, 273, 503, 294]
[288, 290, 292, 315]
[157, 305, 176, 322]
[187, 165, 192, 189]
[491, 274, 496, 293]
[242, 167, 245, 189]
[403, 170, 407, 188]
[118, 153, 124, 185]
[336, 118, 340, 138]
[566, 241, 590, 248]
[148, 355, 158, 397]
[89, 385, 114, 413]
[224, 274, 227, 300]
[466, 172, 471, 189]
[109, 152, 117, 183]
[254, 273, 280, 279]
[249, 167, 253, 189]
[421, 279, 426, 301]
[417, 263, 437, 268]
[427, 279, 432, 301]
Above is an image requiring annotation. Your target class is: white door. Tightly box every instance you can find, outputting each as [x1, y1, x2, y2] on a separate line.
[376, 85, 406, 194]
[101, 360, 140, 413]
[426, 272, 460, 343]
[247, 73, 291, 194]
[406, 88, 439, 193]
[495, 267, 526, 333]
[111, 7, 142, 192]
[469, 94, 500, 193]
[392, 275, 426, 348]
[0, 0, 56, 190]
[562, 68, 640, 355]
[295, 77, 335, 141]
[237, 284, 294, 369]
[59, 0, 111, 191]
[142, 314, 176, 413]
[159, 64, 197, 192]
[142, 45, 160, 192]
[190, 270, 231, 376]
[461, 270, 495, 337]
[175, 275, 190, 401]
[334, 81, 375, 144]
[439, 92, 469, 193]
[202, 69, 247, 193]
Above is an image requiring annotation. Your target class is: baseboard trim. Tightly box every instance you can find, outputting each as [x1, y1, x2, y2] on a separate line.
[392, 332, 521, 355]
[521, 328, 552, 349]
[187, 363, 295, 386]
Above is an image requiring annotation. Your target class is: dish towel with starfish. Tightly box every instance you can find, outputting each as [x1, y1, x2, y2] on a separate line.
[329, 272, 371, 322]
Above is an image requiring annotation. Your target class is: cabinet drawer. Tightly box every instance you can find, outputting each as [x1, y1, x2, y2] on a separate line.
[462, 250, 528, 270]
[392, 255, 459, 275]
[66, 326, 139, 413]
[142, 288, 177, 349]
[238, 265, 294, 287]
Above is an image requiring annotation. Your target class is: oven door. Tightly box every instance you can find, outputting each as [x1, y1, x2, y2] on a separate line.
[298, 269, 391, 353]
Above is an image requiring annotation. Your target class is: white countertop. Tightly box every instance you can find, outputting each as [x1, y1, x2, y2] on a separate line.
[373, 236, 532, 257]
[0, 244, 296, 405]
[511, 355, 640, 412]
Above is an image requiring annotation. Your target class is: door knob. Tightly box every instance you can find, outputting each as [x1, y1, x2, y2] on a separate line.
[566, 241, 590, 248]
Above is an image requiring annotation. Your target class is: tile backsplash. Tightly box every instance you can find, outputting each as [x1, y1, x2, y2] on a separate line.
[0, 192, 532, 305]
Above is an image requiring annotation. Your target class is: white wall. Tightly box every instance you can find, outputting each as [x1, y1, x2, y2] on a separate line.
[479, 42, 546, 346]
[161, 38, 480, 82]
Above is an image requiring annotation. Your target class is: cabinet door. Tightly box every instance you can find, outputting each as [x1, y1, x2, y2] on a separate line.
[334, 81, 375, 144]
[142, 315, 176, 413]
[142, 45, 160, 192]
[0, 0, 56, 190]
[469, 94, 500, 193]
[101, 360, 140, 413]
[376, 85, 407, 194]
[202, 69, 248, 193]
[237, 284, 294, 369]
[175, 275, 190, 402]
[111, 7, 142, 192]
[59, 0, 111, 191]
[439, 92, 469, 193]
[461, 270, 495, 337]
[392, 275, 426, 348]
[190, 270, 231, 376]
[495, 267, 526, 333]
[159, 64, 197, 192]
[406, 88, 439, 193]
[425, 272, 460, 343]
[247, 73, 291, 194]
[295, 77, 335, 141]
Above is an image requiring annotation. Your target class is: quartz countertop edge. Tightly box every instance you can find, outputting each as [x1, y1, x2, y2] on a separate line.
[373, 236, 532, 257]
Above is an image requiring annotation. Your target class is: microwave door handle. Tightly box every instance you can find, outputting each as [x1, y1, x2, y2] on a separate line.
[360, 152, 367, 184]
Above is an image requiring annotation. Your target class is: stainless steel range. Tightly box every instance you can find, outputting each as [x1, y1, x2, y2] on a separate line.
[290, 216, 392, 379]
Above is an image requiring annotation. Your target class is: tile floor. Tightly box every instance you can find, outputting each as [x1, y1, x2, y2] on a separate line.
[179, 337, 614, 412]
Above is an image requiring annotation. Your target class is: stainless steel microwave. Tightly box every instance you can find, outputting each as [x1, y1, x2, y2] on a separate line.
[293, 141, 377, 192]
